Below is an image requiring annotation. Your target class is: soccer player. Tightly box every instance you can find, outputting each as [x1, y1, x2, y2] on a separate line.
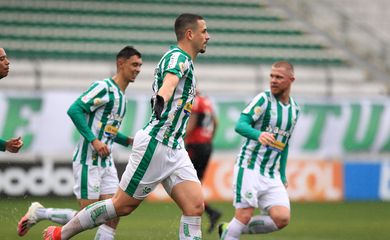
[0, 47, 24, 153]
[219, 61, 300, 240]
[17, 46, 142, 240]
[185, 90, 221, 233]
[42, 13, 210, 240]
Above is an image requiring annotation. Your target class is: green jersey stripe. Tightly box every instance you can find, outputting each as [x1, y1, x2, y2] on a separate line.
[81, 164, 89, 199]
[98, 80, 116, 167]
[269, 101, 284, 178]
[259, 93, 273, 175]
[238, 139, 250, 166]
[248, 144, 261, 169]
[125, 138, 158, 196]
[80, 112, 96, 165]
[235, 167, 245, 203]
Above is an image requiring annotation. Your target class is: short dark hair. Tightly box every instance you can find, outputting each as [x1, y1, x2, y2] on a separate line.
[174, 13, 204, 41]
[116, 46, 141, 60]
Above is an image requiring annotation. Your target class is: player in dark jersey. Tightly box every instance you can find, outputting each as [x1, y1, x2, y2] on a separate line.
[185, 90, 221, 233]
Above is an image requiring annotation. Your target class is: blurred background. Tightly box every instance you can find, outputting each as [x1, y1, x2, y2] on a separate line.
[1, 0, 390, 239]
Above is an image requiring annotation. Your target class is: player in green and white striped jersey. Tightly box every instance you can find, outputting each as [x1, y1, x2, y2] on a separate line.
[220, 61, 299, 240]
[0, 47, 24, 153]
[18, 46, 142, 240]
[43, 14, 210, 240]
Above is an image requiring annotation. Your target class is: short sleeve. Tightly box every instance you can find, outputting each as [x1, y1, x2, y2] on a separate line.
[242, 92, 268, 122]
[164, 52, 189, 80]
[77, 81, 109, 113]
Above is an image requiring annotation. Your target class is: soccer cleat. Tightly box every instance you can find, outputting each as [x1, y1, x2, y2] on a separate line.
[218, 222, 229, 240]
[17, 202, 44, 236]
[43, 226, 62, 240]
[207, 210, 222, 233]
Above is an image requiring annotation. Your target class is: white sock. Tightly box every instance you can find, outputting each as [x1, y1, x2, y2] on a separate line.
[36, 208, 77, 225]
[94, 224, 116, 240]
[179, 215, 202, 240]
[223, 217, 246, 240]
[61, 199, 117, 239]
[242, 215, 278, 234]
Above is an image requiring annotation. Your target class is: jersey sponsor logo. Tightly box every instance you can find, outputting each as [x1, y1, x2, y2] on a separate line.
[266, 140, 286, 153]
[104, 125, 118, 137]
[108, 113, 123, 121]
[183, 102, 192, 115]
[266, 125, 291, 138]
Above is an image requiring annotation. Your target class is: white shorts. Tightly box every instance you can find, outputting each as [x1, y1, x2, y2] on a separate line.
[73, 161, 119, 200]
[119, 129, 199, 200]
[232, 166, 290, 211]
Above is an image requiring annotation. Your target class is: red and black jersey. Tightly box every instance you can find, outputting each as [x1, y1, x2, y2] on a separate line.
[185, 95, 215, 144]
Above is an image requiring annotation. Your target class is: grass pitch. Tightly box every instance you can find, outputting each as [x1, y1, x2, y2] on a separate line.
[1, 197, 389, 240]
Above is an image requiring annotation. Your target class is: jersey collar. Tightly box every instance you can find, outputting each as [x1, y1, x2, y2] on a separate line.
[170, 45, 192, 60]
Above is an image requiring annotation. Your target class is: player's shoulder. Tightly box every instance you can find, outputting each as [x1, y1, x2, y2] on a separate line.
[290, 97, 300, 110]
[252, 90, 270, 103]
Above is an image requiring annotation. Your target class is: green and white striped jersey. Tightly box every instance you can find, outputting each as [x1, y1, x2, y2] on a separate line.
[144, 46, 196, 149]
[236, 90, 300, 179]
[73, 78, 126, 167]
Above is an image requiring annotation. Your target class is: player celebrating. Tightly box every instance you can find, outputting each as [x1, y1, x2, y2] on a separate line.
[219, 61, 300, 239]
[42, 13, 210, 240]
[18, 46, 142, 240]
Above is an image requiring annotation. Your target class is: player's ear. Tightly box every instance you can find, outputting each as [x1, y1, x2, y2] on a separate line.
[116, 58, 125, 69]
[185, 28, 193, 40]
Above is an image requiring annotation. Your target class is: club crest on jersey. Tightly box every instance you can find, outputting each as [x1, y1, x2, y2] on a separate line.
[93, 98, 102, 106]
[254, 106, 262, 117]
[179, 62, 185, 73]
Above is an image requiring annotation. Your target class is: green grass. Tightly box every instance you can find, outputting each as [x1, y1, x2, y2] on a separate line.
[1, 197, 390, 240]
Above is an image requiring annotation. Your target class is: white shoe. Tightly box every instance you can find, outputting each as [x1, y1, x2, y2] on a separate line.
[17, 202, 44, 236]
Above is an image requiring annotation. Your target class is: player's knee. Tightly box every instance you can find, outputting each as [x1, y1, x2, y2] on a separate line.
[273, 215, 290, 229]
[236, 211, 252, 225]
[183, 200, 204, 216]
[106, 217, 120, 229]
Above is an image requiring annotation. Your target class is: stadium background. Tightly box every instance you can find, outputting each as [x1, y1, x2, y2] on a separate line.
[1, 0, 390, 239]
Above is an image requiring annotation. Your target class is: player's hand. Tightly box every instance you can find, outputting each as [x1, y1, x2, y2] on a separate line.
[5, 137, 24, 153]
[258, 132, 275, 146]
[127, 137, 134, 146]
[91, 139, 110, 157]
